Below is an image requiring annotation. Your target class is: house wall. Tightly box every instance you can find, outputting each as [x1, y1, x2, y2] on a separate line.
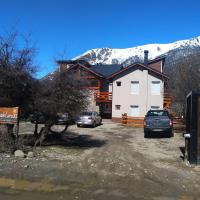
[149, 60, 163, 72]
[100, 78, 109, 92]
[111, 68, 163, 118]
[147, 73, 164, 111]
[87, 90, 100, 112]
[59, 63, 102, 113]
[59, 63, 73, 72]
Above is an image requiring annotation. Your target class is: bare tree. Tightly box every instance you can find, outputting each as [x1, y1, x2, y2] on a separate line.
[0, 32, 37, 152]
[33, 70, 89, 146]
[166, 53, 200, 116]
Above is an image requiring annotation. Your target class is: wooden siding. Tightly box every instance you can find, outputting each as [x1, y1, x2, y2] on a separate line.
[149, 60, 162, 72]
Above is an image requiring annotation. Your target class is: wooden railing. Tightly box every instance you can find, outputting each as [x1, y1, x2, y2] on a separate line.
[172, 117, 186, 130]
[95, 92, 172, 106]
[94, 92, 112, 102]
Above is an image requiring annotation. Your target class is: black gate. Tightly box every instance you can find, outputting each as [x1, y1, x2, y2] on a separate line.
[185, 91, 200, 164]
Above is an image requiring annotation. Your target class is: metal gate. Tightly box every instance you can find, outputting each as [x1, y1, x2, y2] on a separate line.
[184, 91, 200, 164]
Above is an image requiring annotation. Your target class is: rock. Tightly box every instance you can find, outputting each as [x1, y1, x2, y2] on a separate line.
[14, 150, 25, 158]
[144, 169, 148, 174]
[27, 151, 34, 158]
[24, 165, 29, 168]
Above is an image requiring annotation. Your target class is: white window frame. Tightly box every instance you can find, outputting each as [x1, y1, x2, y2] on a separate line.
[151, 81, 161, 95]
[131, 81, 139, 94]
[115, 105, 121, 110]
[116, 81, 121, 86]
[130, 105, 140, 116]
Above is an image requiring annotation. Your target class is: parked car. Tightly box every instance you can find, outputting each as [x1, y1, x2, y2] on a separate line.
[56, 113, 74, 125]
[30, 113, 74, 125]
[144, 110, 173, 138]
[76, 111, 102, 127]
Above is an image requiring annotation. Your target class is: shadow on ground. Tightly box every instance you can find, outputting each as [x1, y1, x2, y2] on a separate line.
[179, 146, 185, 160]
[46, 131, 107, 148]
[18, 131, 107, 150]
[76, 123, 103, 128]
[145, 133, 173, 139]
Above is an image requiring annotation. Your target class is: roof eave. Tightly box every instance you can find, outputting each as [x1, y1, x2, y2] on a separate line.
[107, 63, 169, 81]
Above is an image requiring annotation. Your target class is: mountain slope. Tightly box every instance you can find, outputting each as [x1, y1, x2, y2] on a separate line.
[74, 36, 200, 66]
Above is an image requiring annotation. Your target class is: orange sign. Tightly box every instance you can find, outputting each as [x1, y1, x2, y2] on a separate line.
[0, 107, 19, 124]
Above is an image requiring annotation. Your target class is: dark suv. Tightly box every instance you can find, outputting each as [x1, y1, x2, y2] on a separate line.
[144, 110, 173, 138]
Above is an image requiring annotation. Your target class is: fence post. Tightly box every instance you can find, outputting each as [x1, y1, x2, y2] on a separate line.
[122, 114, 124, 124]
[122, 113, 127, 124]
[125, 113, 127, 124]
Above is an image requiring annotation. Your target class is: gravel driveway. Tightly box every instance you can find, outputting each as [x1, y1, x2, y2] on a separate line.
[0, 122, 200, 200]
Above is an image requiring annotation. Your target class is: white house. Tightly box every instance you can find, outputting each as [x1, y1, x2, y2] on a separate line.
[107, 62, 168, 121]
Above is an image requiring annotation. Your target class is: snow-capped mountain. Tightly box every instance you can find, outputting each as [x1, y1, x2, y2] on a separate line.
[74, 36, 200, 66]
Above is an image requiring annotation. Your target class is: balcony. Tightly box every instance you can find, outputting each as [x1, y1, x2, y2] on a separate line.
[163, 93, 172, 109]
[94, 92, 112, 102]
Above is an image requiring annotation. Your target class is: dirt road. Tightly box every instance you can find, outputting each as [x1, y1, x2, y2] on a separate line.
[0, 122, 200, 200]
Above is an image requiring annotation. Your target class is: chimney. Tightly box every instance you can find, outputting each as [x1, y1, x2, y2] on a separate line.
[144, 50, 149, 66]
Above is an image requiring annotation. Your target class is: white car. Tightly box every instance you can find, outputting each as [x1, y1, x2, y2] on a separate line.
[76, 111, 102, 128]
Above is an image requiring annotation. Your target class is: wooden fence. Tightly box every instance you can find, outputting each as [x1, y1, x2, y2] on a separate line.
[121, 113, 186, 130]
[122, 114, 144, 128]
[172, 117, 186, 130]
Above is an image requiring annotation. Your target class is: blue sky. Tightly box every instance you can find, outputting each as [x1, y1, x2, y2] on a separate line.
[0, 0, 200, 77]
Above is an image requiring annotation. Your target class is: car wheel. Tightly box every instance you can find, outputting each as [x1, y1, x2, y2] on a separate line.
[144, 130, 149, 138]
[171, 131, 174, 137]
[168, 130, 174, 138]
[77, 124, 80, 128]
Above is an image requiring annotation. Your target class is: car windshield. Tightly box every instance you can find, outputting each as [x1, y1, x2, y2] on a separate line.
[81, 112, 93, 116]
[146, 110, 168, 117]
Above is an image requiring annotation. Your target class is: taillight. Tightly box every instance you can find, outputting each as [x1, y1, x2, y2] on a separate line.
[169, 119, 173, 126]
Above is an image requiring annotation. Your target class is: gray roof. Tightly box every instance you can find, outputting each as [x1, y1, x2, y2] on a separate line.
[90, 64, 123, 78]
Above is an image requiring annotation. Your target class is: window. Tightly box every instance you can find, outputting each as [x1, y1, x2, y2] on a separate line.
[116, 81, 121, 86]
[150, 106, 160, 110]
[115, 105, 121, 110]
[131, 81, 139, 94]
[146, 110, 169, 117]
[130, 105, 139, 116]
[151, 81, 160, 95]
